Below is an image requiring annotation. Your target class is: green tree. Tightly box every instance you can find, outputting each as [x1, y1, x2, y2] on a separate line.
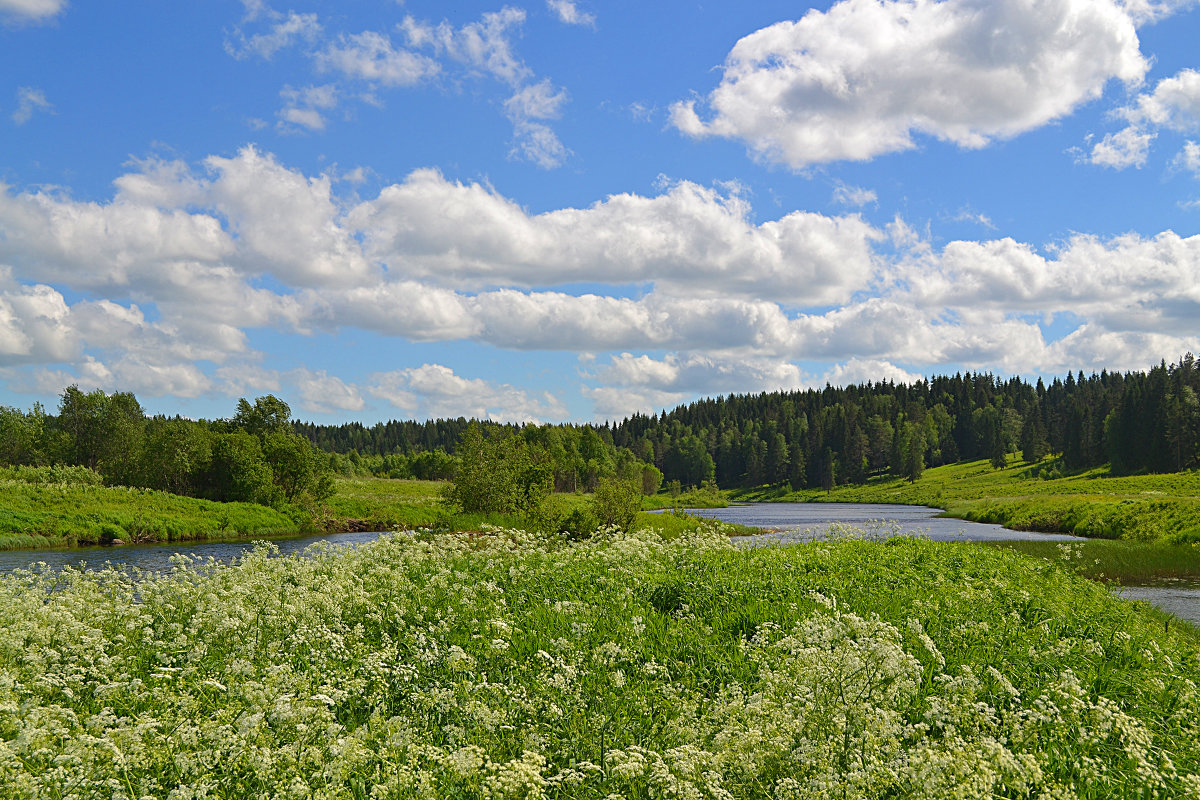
[139, 417, 212, 495]
[0, 404, 48, 465]
[55, 386, 145, 484]
[591, 476, 643, 532]
[445, 424, 551, 516]
[232, 395, 293, 437]
[262, 431, 332, 501]
[899, 422, 925, 483]
[202, 430, 277, 505]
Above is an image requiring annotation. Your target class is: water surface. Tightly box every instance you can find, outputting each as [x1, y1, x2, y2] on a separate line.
[689, 502, 1083, 544]
[0, 530, 387, 576]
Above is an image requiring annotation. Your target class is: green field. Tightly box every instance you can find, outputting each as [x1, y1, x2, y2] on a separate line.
[0, 479, 304, 550]
[1, 526, 1196, 798]
[0, 473, 748, 551]
[736, 458, 1200, 543]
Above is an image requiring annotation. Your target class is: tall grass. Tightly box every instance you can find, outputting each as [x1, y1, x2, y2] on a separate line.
[1, 525, 1197, 798]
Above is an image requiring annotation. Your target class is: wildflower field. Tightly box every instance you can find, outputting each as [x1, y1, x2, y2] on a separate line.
[1, 524, 1198, 799]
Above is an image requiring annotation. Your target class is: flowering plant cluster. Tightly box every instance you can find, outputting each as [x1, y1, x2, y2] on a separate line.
[1, 524, 1197, 798]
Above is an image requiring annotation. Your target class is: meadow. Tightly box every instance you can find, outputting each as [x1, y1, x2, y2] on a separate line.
[738, 458, 1200, 543]
[0, 471, 746, 551]
[1, 524, 1197, 799]
[0, 472, 302, 551]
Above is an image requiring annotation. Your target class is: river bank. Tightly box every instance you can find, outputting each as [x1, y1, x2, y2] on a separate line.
[733, 457, 1200, 543]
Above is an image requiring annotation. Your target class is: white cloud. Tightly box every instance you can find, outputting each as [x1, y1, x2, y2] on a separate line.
[0, 282, 76, 365]
[831, 182, 877, 207]
[584, 385, 689, 422]
[0, 0, 65, 22]
[508, 120, 570, 169]
[226, 10, 320, 60]
[291, 368, 364, 414]
[215, 363, 283, 397]
[1089, 68, 1200, 168]
[277, 84, 339, 132]
[546, 0, 595, 27]
[504, 79, 568, 120]
[673, 0, 1147, 168]
[598, 352, 806, 395]
[11, 87, 52, 124]
[504, 80, 571, 168]
[350, 169, 882, 304]
[369, 363, 568, 422]
[1121, 68, 1200, 131]
[820, 358, 922, 387]
[316, 31, 440, 87]
[5, 145, 1200, 415]
[1176, 140, 1200, 176]
[400, 7, 530, 86]
[201, 147, 374, 287]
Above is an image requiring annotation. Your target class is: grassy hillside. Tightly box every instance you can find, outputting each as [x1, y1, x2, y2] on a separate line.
[736, 458, 1200, 543]
[0, 480, 304, 550]
[2, 526, 1196, 797]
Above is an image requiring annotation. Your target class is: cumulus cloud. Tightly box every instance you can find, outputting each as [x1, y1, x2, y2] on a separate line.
[0, 282, 76, 365]
[0, 0, 66, 23]
[1176, 140, 1200, 176]
[1089, 68, 1200, 168]
[4, 145, 1200, 417]
[291, 368, 364, 414]
[598, 352, 806, 395]
[369, 363, 568, 422]
[820, 358, 923, 387]
[11, 87, 52, 124]
[350, 169, 882, 304]
[673, 0, 1148, 168]
[546, 0, 595, 27]
[584, 385, 690, 422]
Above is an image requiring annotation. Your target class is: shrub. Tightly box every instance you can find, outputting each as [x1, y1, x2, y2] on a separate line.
[591, 476, 643, 532]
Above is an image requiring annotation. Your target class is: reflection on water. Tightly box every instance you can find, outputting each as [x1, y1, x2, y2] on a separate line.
[686, 502, 1084, 544]
[1115, 585, 1200, 627]
[0, 530, 390, 576]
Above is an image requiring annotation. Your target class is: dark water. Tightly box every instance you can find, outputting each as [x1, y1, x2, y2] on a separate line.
[0, 530, 389, 576]
[688, 502, 1084, 544]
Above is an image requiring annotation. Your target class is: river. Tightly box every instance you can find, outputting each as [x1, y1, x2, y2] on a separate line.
[2, 503, 1196, 625]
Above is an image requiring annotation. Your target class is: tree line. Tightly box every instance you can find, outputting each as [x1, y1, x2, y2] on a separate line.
[0, 389, 333, 506]
[606, 355, 1200, 489]
[296, 355, 1200, 491]
[2, 356, 1196, 505]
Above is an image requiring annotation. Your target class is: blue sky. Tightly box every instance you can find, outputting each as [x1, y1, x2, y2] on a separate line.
[2, 0, 1200, 424]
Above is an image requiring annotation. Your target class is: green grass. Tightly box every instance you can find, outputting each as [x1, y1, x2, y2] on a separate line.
[0, 472, 759, 553]
[1, 527, 1197, 797]
[988, 538, 1200, 585]
[735, 458, 1200, 543]
[643, 483, 729, 510]
[0, 479, 304, 550]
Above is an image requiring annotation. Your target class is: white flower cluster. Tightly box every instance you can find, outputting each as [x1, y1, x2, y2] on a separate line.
[0, 524, 1196, 798]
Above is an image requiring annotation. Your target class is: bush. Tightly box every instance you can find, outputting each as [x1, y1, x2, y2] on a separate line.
[591, 477, 643, 532]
